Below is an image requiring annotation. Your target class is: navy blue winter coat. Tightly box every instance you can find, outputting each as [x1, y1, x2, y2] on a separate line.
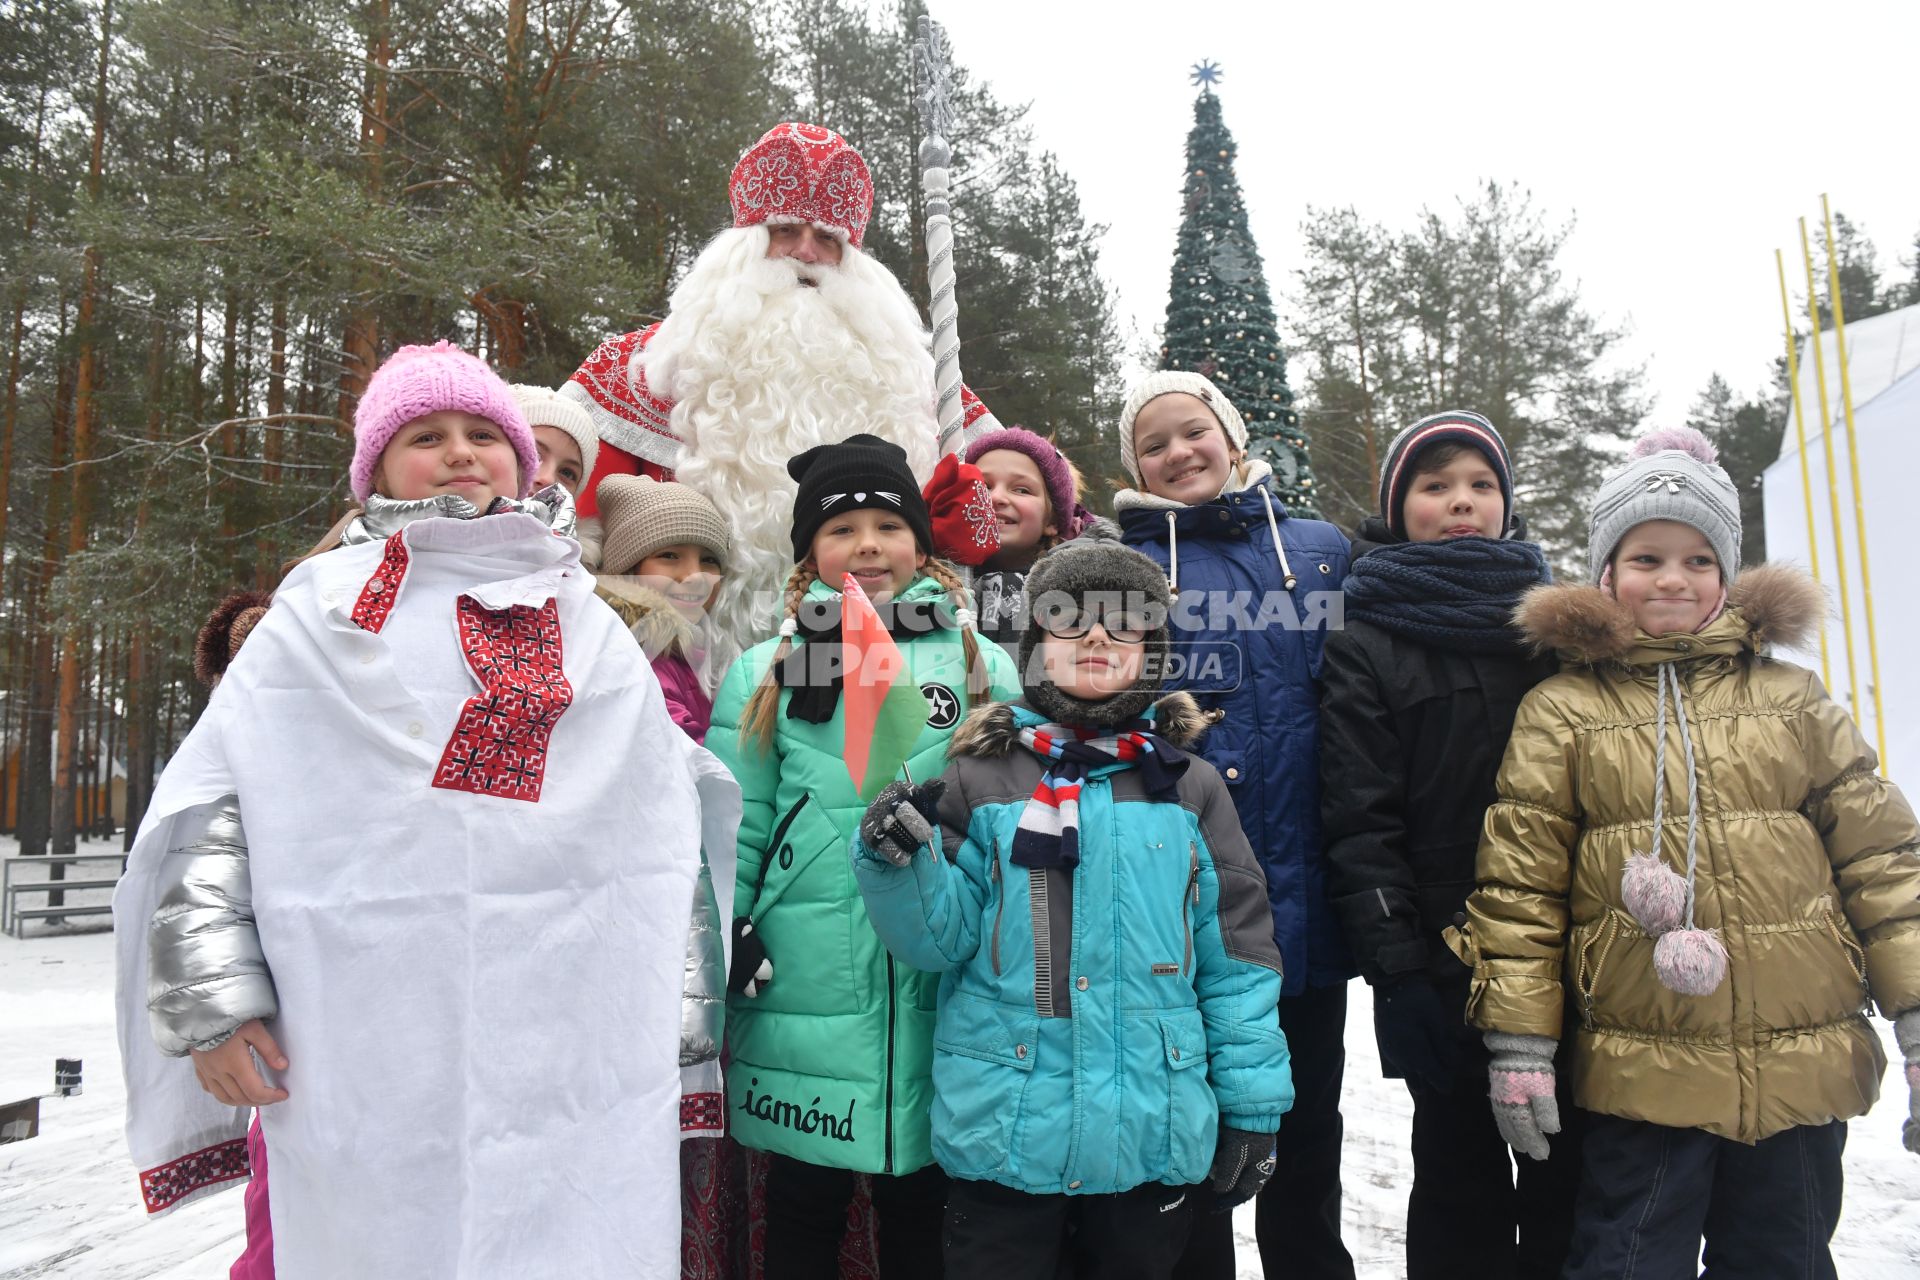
[1116, 474, 1355, 995]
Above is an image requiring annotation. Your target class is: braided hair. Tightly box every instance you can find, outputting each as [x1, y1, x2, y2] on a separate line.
[739, 557, 991, 753]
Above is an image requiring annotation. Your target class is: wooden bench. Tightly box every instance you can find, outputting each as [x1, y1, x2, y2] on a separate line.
[2, 854, 127, 937]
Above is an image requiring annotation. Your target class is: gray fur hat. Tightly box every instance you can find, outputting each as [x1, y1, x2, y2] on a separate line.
[1587, 426, 1742, 584]
[1017, 522, 1172, 727]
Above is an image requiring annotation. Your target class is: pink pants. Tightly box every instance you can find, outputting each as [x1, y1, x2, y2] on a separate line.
[229, 1115, 274, 1280]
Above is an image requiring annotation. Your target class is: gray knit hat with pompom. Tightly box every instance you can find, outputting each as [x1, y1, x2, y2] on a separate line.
[1587, 426, 1741, 584]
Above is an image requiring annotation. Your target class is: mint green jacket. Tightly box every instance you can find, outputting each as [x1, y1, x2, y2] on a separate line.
[709, 576, 1019, 1173]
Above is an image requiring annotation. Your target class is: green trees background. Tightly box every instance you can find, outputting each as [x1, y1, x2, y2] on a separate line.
[0, 0, 1125, 854]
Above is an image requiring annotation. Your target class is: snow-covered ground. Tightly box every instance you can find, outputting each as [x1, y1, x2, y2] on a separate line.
[1, 856, 1915, 1278]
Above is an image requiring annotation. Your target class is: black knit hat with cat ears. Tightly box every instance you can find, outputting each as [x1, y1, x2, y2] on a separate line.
[787, 433, 934, 563]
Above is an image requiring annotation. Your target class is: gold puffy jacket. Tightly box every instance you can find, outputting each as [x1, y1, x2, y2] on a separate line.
[1453, 565, 1920, 1143]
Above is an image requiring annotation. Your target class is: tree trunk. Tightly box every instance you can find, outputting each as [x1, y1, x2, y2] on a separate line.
[123, 313, 167, 845]
[0, 86, 49, 587]
[53, 0, 117, 869]
[338, 0, 391, 428]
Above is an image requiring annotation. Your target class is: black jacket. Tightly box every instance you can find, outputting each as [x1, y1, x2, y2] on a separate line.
[1319, 519, 1555, 987]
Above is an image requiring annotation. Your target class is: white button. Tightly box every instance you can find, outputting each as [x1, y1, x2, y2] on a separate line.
[323, 589, 341, 604]
[406, 722, 424, 739]
[1076, 976, 1089, 991]
[1014, 1044, 1028, 1059]
[1226, 767, 1239, 780]
[1068, 1180, 1082, 1190]
[1171, 1046, 1181, 1061]
[360, 651, 376, 665]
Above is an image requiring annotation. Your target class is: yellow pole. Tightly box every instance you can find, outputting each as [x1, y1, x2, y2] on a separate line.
[1820, 195, 1889, 772]
[1775, 249, 1829, 687]
[1798, 216, 1859, 715]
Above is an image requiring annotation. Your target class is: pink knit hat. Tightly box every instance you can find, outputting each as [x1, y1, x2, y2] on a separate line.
[350, 341, 539, 502]
[964, 426, 1087, 539]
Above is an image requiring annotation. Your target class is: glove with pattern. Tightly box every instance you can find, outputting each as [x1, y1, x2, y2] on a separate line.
[1487, 1031, 1560, 1161]
[856, 780, 945, 868]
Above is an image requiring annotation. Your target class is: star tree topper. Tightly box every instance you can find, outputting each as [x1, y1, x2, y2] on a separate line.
[1190, 59, 1223, 91]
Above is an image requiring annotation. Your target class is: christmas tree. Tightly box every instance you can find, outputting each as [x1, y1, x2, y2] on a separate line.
[1160, 63, 1317, 514]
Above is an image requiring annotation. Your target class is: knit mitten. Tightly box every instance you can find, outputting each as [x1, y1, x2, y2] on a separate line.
[1487, 1031, 1560, 1161]
[1897, 1009, 1920, 1157]
[856, 780, 944, 868]
[1207, 1125, 1278, 1209]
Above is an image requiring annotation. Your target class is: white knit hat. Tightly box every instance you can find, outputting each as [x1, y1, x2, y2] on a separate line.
[1116, 371, 1248, 485]
[510, 384, 599, 488]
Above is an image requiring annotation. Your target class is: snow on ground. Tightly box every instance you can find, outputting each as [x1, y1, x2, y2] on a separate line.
[1, 855, 1915, 1277]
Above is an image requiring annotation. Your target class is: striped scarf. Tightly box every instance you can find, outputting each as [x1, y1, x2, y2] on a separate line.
[1011, 721, 1188, 870]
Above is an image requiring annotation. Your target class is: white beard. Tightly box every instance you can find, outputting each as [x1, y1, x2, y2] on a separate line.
[641, 226, 939, 657]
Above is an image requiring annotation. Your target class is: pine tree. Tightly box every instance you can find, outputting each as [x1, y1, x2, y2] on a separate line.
[1159, 66, 1313, 514]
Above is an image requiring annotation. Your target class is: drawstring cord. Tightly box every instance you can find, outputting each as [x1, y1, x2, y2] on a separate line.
[1649, 662, 1704, 930]
[1259, 487, 1299, 591]
[1163, 488, 1299, 594]
[1165, 510, 1179, 595]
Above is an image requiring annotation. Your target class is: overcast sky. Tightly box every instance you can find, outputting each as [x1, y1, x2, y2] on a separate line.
[930, 0, 1918, 424]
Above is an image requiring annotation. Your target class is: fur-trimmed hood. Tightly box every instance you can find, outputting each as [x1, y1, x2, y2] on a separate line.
[593, 576, 698, 661]
[948, 691, 1210, 759]
[1516, 562, 1826, 665]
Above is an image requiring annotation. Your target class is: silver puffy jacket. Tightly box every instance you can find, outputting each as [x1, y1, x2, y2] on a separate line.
[147, 798, 277, 1056]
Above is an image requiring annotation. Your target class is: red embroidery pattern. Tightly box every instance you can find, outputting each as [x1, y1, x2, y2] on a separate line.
[140, 1137, 250, 1214]
[959, 475, 997, 553]
[960, 383, 993, 429]
[563, 324, 679, 465]
[350, 533, 411, 633]
[681, 1091, 726, 1134]
[433, 595, 572, 803]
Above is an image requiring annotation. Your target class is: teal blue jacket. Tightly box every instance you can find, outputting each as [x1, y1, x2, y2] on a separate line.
[853, 695, 1291, 1195]
[710, 575, 1020, 1174]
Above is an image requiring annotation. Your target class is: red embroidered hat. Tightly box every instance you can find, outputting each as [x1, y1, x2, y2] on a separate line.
[729, 122, 874, 249]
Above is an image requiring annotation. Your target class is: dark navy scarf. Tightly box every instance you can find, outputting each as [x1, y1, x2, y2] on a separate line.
[1341, 516, 1552, 654]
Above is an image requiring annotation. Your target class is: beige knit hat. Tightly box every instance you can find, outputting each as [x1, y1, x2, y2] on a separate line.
[1116, 371, 1248, 486]
[510, 384, 599, 487]
[597, 475, 731, 576]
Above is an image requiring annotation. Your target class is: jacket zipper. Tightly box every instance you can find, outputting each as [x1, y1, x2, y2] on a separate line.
[745, 794, 811, 914]
[989, 839, 1004, 976]
[766, 794, 808, 859]
[1032, 869, 1054, 1017]
[1182, 842, 1200, 977]
[883, 953, 897, 1174]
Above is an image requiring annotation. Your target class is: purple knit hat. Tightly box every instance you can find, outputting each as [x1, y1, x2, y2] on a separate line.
[965, 426, 1086, 540]
[350, 341, 539, 502]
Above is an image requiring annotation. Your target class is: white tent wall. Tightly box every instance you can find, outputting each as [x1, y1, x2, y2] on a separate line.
[1761, 303, 1920, 794]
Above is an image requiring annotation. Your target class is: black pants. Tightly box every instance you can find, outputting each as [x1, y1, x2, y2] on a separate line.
[1403, 1032, 1582, 1279]
[1173, 981, 1355, 1280]
[944, 1177, 1194, 1280]
[763, 1154, 949, 1280]
[1563, 1115, 1846, 1280]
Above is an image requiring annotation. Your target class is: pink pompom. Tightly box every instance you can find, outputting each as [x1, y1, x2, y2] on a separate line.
[1621, 852, 1687, 935]
[1653, 927, 1728, 996]
[1630, 426, 1719, 465]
